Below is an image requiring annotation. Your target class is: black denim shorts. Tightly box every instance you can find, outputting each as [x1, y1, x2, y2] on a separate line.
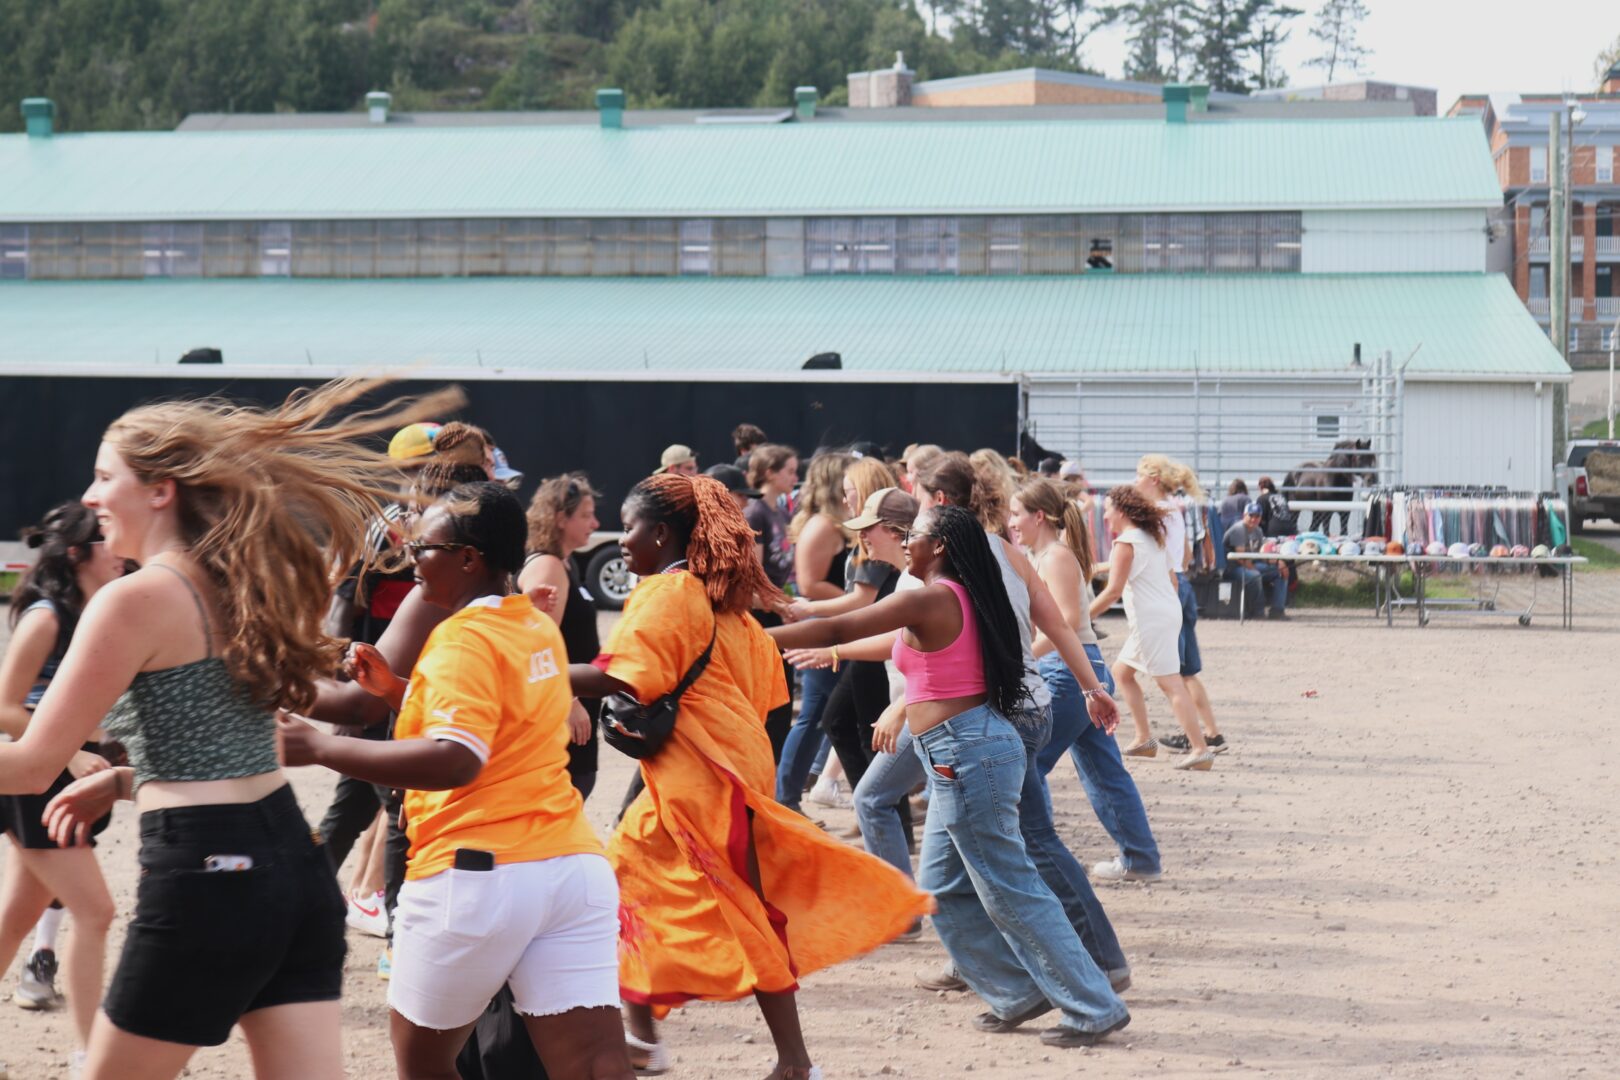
[102, 784, 347, 1047]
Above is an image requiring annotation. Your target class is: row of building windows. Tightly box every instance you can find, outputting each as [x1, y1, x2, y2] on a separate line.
[0, 214, 1304, 281]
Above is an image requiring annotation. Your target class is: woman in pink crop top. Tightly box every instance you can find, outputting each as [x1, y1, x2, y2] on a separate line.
[769, 505, 1028, 737]
[767, 504, 1133, 1047]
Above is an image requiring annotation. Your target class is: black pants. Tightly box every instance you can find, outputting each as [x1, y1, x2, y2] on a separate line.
[316, 722, 390, 872]
[821, 661, 914, 851]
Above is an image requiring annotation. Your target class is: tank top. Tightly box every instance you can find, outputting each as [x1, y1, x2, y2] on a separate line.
[1031, 545, 1099, 648]
[990, 535, 1051, 710]
[892, 579, 986, 704]
[525, 553, 600, 665]
[22, 600, 64, 709]
[101, 564, 280, 789]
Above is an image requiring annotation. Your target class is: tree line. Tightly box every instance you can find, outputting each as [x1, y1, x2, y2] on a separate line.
[0, 0, 1377, 133]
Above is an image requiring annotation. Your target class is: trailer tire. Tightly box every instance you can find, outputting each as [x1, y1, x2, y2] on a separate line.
[584, 546, 635, 611]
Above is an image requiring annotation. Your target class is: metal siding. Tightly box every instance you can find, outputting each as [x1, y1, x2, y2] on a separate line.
[1402, 381, 1551, 490]
[0, 118, 1503, 221]
[1027, 376, 1367, 488]
[0, 273, 1569, 377]
[1300, 209, 1487, 273]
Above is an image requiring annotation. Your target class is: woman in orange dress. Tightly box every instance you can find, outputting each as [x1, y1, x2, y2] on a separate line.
[568, 474, 932, 1080]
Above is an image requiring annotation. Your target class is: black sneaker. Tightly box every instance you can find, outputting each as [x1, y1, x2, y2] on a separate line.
[1159, 733, 1229, 754]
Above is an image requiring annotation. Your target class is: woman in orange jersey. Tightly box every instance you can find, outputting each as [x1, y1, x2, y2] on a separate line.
[279, 482, 632, 1080]
[568, 474, 932, 1080]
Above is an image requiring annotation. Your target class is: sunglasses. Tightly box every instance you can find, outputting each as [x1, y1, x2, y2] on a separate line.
[902, 529, 935, 545]
[403, 541, 473, 559]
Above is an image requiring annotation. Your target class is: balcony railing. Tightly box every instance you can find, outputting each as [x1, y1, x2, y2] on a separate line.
[1528, 236, 1585, 259]
[1596, 237, 1620, 258]
[1526, 298, 1587, 321]
[1597, 297, 1620, 320]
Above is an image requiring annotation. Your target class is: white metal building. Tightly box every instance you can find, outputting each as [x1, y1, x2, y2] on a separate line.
[0, 91, 1570, 495]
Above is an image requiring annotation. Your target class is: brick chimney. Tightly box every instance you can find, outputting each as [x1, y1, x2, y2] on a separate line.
[1604, 62, 1620, 95]
[848, 52, 913, 108]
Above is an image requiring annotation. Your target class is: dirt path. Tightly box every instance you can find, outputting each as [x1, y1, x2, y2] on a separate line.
[2, 601, 1616, 1079]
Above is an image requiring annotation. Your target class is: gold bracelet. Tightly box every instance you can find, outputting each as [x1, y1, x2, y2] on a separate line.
[830, 644, 841, 672]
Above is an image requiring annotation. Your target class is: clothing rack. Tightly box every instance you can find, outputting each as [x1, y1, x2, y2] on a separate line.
[1361, 488, 1570, 551]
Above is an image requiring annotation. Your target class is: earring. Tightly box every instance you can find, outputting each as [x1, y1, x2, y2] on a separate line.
[656, 538, 663, 548]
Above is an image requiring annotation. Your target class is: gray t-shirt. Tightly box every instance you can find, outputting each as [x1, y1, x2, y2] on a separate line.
[1224, 519, 1264, 555]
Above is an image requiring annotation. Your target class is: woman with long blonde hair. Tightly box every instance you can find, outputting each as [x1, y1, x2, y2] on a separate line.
[1010, 479, 1162, 883]
[1131, 455, 1227, 762]
[3, 378, 457, 1080]
[776, 452, 853, 812]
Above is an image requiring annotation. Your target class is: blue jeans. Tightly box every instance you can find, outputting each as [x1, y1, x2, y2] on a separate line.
[776, 665, 838, 810]
[1225, 564, 1287, 614]
[852, 723, 924, 879]
[1176, 573, 1202, 677]
[1038, 650, 1162, 877]
[914, 705, 1129, 1033]
[1009, 705, 1128, 976]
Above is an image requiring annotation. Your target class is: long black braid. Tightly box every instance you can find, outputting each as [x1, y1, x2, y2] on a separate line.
[929, 505, 1031, 718]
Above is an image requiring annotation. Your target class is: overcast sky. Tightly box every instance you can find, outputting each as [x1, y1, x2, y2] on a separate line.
[1080, 0, 1619, 112]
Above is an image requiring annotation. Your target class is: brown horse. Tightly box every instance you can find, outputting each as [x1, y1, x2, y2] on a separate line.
[1284, 438, 1377, 533]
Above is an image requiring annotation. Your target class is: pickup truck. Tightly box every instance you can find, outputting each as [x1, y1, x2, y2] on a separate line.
[1560, 439, 1620, 533]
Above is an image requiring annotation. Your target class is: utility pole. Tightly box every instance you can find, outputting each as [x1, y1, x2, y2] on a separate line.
[1549, 112, 1566, 362]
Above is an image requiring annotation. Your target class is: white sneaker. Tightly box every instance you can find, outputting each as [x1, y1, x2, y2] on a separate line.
[69, 1049, 87, 1080]
[807, 775, 851, 809]
[1092, 856, 1162, 884]
[345, 890, 389, 938]
[14, 948, 63, 1010]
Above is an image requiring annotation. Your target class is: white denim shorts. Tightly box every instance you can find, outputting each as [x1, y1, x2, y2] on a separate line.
[388, 852, 620, 1031]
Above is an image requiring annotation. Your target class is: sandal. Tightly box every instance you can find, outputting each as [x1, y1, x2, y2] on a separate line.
[1122, 737, 1158, 758]
[1173, 749, 1215, 771]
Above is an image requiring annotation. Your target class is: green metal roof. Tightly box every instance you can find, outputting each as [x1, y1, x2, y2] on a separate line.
[0, 117, 1501, 221]
[0, 273, 1565, 379]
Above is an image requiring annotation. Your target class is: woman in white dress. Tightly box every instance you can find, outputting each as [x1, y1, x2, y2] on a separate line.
[1088, 486, 1213, 771]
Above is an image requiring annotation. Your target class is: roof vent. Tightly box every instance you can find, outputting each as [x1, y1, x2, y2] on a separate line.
[21, 98, 54, 138]
[366, 91, 391, 125]
[597, 88, 625, 130]
[180, 347, 223, 365]
[1162, 83, 1192, 124]
[803, 352, 842, 370]
[795, 86, 817, 121]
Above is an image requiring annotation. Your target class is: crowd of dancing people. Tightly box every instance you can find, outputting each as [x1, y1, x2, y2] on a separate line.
[0, 383, 1230, 1080]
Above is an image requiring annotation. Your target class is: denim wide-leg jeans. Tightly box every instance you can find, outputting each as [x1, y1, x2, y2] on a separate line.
[914, 705, 1128, 1033]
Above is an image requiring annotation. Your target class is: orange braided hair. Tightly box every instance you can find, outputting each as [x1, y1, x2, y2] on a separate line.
[628, 473, 786, 614]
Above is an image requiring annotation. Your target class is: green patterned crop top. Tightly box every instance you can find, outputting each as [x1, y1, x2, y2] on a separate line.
[101, 564, 280, 789]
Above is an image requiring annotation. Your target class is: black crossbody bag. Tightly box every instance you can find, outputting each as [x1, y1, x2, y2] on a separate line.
[600, 616, 717, 760]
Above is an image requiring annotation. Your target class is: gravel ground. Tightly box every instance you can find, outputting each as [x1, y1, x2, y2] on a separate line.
[2, 589, 1617, 1079]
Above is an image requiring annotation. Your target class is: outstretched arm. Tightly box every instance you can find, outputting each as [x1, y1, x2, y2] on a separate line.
[279, 714, 481, 790]
[767, 588, 933, 651]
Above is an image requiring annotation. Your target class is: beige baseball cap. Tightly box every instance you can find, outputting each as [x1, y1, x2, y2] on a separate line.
[844, 487, 919, 531]
[659, 444, 697, 471]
